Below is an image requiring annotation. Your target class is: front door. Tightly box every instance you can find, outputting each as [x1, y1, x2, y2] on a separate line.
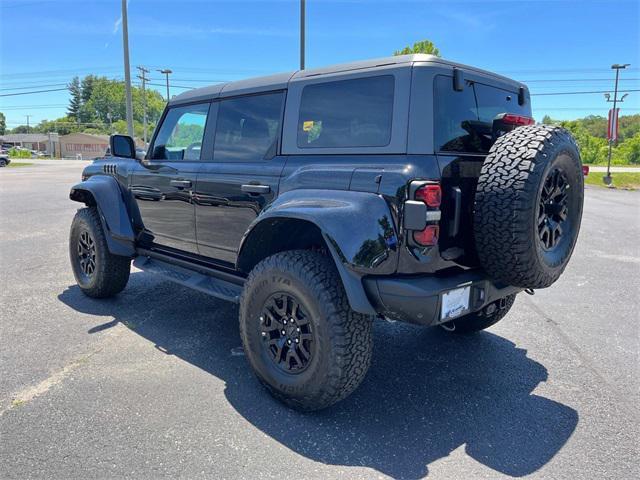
[194, 91, 285, 264]
[130, 102, 210, 253]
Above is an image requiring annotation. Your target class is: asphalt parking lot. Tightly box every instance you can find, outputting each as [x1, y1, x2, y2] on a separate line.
[1, 161, 638, 479]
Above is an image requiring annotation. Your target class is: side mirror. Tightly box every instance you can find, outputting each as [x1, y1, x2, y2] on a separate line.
[109, 134, 136, 159]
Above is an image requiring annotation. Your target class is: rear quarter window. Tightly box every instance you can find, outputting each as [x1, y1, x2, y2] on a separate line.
[297, 75, 394, 148]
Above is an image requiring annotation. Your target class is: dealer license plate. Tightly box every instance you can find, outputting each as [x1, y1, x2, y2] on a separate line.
[440, 286, 471, 320]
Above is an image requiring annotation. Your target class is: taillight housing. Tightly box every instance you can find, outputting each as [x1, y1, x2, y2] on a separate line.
[406, 181, 442, 247]
[414, 225, 439, 246]
[415, 184, 442, 208]
[501, 114, 535, 126]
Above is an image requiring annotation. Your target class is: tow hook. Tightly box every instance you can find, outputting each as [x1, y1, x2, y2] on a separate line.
[498, 297, 508, 309]
[525, 288, 535, 296]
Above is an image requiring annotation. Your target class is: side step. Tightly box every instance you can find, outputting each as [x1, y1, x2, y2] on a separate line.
[133, 255, 243, 303]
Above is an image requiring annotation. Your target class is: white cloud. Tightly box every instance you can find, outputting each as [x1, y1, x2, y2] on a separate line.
[113, 16, 122, 35]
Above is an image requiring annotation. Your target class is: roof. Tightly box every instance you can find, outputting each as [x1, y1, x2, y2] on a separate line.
[1, 133, 50, 143]
[60, 133, 109, 141]
[169, 54, 522, 105]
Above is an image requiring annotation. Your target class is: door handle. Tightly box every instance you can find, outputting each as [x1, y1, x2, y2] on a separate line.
[241, 184, 270, 194]
[170, 179, 192, 188]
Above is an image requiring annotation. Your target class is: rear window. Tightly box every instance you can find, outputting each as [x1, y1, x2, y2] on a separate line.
[434, 75, 530, 154]
[297, 75, 394, 148]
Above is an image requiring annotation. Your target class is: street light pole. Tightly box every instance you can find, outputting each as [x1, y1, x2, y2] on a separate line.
[157, 69, 172, 101]
[604, 63, 630, 185]
[121, 0, 134, 138]
[300, 0, 305, 70]
[136, 66, 150, 143]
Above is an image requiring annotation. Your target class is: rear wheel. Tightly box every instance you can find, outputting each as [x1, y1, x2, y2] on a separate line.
[239, 250, 373, 411]
[441, 294, 516, 334]
[69, 207, 130, 298]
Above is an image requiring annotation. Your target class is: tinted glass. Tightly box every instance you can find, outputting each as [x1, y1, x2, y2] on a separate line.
[475, 83, 529, 123]
[433, 76, 481, 153]
[434, 75, 531, 154]
[214, 92, 284, 162]
[151, 103, 209, 161]
[297, 75, 394, 148]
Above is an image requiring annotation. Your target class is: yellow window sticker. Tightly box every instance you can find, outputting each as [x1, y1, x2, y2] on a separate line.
[303, 120, 314, 132]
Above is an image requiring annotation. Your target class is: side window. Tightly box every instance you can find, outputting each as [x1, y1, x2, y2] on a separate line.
[297, 75, 394, 148]
[213, 92, 284, 162]
[433, 75, 483, 153]
[151, 103, 209, 161]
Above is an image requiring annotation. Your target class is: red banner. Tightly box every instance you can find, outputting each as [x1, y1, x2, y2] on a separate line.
[607, 108, 619, 142]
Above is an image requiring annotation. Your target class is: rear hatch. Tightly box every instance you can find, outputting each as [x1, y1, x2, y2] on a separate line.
[433, 74, 533, 266]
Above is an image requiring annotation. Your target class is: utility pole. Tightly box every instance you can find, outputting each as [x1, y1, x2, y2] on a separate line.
[121, 0, 134, 138]
[300, 0, 305, 70]
[604, 63, 631, 185]
[157, 69, 172, 101]
[25, 115, 31, 134]
[137, 66, 150, 143]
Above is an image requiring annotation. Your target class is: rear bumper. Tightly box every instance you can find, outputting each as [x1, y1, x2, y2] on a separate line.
[363, 269, 521, 326]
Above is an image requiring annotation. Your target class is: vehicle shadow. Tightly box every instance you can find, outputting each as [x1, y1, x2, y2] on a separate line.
[58, 273, 578, 479]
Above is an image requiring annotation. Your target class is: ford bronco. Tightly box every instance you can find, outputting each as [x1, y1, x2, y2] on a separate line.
[69, 54, 584, 410]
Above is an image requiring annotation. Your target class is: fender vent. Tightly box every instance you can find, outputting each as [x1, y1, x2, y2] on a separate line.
[103, 164, 117, 175]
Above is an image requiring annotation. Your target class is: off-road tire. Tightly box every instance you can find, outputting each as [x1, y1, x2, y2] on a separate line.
[441, 294, 516, 334]
[69, 207, 130, 298]
[474, 125, 584, 288]
[239, 250, 373, 411]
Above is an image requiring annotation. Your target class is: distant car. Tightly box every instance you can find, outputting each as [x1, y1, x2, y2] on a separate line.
[0, 154, 10, 167]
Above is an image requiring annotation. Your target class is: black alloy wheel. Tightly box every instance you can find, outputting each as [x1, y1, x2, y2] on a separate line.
[538, 168, 569, 251]
[260, 293, 314, 374]
[77, 230, 97, 278]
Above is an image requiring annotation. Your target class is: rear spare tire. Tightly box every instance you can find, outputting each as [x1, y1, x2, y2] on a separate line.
[474, 125, 583, 289]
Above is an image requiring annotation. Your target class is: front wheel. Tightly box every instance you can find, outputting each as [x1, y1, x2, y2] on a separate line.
[441, 294, 517, 334]
[239, 250, 373, 411]
[69, 207, 131, 298]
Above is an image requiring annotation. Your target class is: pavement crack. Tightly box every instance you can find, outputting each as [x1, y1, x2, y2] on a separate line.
[523, 296, 639, 418]
[0, 347, 103, 417]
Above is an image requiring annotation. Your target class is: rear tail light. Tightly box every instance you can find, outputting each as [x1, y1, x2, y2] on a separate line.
[501, 114, 535, 126]
[408, 182, 442, 247]
[414, 225, 439, 246]
[582, 165, 589, 176]
[415, 184, 441, 208]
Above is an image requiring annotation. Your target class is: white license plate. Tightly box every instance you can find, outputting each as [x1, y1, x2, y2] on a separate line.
[441, 286, 471, 320]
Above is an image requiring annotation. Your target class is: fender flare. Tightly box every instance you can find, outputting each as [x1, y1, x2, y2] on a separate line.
[69, 175, 136, 257]
[238, 189, 399, 315]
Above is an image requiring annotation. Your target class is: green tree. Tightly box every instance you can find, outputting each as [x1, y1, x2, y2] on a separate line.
[37, 116, 84, 135]
[541, 115, 553, 125]
[10, 125, 30, 134]
[0, 112, 6, 135]
[394, 39, 441, 57]
[614, 133, 640, 164]
[67, 76, 82, 119]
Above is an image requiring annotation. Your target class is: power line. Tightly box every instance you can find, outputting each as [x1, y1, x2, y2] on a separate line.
[522, 78, 639, 83]
[532, 89, 640, 96]
[0, 87, 69, 97]
[0, 83, 68, 92]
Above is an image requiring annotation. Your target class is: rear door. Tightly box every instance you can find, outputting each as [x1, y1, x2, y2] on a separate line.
[130, 102, 210, 253]
[194, 91, 286, 264]
[433, 75, 531, 263]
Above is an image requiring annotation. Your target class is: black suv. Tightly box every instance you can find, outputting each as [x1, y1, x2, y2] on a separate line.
[69, 54, 584, 410]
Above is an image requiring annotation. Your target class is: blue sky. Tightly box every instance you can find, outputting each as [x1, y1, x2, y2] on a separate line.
[1, 0, 639, 129]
